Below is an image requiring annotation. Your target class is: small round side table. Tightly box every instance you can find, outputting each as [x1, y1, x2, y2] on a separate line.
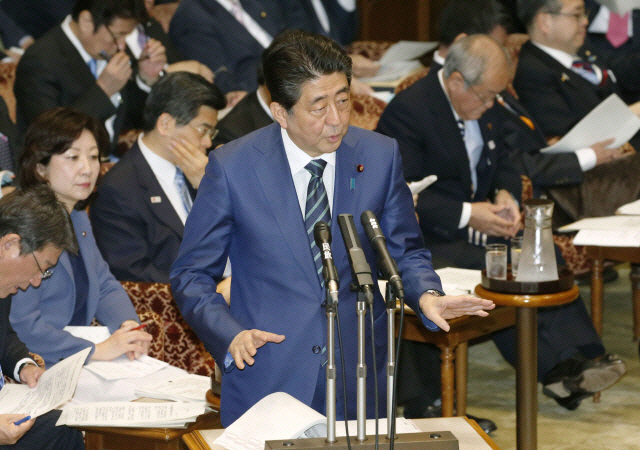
[474, 284, 580, 450]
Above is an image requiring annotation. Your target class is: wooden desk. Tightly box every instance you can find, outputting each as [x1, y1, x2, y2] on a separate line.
[475, 285, 579, 450]
[398, 304, 516, 416]
[183, 417, 500, 450]
[585, 246, 640, 338]
[78, 410, 223, 450]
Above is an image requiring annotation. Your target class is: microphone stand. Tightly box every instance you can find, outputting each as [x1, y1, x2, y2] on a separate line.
[385, 282, 396, 441]
[325, 280, 339, 444]
[356, 285, 374, 442]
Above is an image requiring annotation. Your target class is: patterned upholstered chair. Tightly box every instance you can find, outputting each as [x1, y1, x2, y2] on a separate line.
[120, 281, 217, 376]
[349, 93, 387, 130]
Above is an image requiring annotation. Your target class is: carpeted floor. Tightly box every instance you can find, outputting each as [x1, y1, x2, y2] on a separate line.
[464, 264, 640, 449]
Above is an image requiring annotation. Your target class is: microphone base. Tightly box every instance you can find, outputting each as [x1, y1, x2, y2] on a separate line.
[265, 431, 459, 450]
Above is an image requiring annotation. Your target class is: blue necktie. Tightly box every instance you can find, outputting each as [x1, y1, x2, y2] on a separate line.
[0, 362, 4, 390]
[305, 160, 331, 287]
[88, 58, 98, 79]
[174, 167, 193, 215]
[571, 60, 600, 85]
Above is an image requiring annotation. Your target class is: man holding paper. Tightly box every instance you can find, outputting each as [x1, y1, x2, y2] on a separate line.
[0, 186, 84, 449]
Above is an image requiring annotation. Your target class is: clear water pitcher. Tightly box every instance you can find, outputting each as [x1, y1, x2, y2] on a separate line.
[515, 199, 558, 282]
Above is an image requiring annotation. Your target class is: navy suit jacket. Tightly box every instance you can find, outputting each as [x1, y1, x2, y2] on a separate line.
[9, 210, 138, 367]
[376, 70, 522, 247]
[169, 0, 307, 93]
[299, 0, 358, 46]
[90, 142, 195, 283]
[171, 123, 442, 425]
[0, 299, 31, 381]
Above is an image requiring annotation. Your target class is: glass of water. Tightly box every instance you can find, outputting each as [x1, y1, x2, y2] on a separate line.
[510, 236, 523, 278]
[485, 243, 507, 280]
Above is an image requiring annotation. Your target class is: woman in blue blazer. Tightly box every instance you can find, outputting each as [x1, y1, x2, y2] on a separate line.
[9, 108, 151, 367]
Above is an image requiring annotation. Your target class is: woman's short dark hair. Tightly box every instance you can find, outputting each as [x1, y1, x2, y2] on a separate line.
[0, 185, 78, 255]
[18, 107, 109, 209]
[262, 30, 352, 113]
[142, 72, 227, 132]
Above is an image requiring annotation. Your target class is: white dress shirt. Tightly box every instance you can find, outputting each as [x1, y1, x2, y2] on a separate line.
[281, 128, 336, 218]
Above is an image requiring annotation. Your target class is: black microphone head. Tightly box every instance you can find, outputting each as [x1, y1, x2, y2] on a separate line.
[313, 221, 332, 247]
[361, 210, 384, 242]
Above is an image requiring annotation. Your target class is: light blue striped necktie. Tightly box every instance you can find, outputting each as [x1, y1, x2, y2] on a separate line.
[88, 58, 98, 79]
[0, 362, 4, 390]
[174, 167, 193, 215]
[304, 159, 330, 287]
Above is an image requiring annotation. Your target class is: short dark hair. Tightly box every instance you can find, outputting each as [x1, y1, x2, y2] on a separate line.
[18, 107, 109, 210]
[142, 72, 226, 132]
[262, 30, 352, 112]
[439, 0, 514, 46]
[72, 0, 146, 32]
[517, 0, 562, 31]
[0, 186, 78, 255]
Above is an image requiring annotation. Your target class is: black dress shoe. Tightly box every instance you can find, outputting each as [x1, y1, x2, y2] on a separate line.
[466, 414, 498, 434]
[543, 354, 627, 409]
[402, 400, 497, 434]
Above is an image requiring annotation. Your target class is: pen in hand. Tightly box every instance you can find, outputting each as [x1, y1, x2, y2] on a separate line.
[14, 416, 31, 426]
[131, 322, 151, 331]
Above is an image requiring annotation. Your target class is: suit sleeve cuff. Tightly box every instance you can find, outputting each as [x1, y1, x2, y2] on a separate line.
[576, 148, 597, 171]
[14, 358, 37, 382]
[458, 202, 472, 229]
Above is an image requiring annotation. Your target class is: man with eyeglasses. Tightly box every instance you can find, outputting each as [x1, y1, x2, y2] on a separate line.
[90, 72, 231, 292]
[14, 0, 167, 156]
[514, 0, 640, 139]
[0, 186, 85, 449]
[378, 35, 627, 412]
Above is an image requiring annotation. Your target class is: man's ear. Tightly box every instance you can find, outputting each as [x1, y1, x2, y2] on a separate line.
[156, 113, 176, 136]
[77, 10, 96, 35]
[0, 234, 21, 259]
[452, 33, 468, 44]
[270, 102, 289, 130]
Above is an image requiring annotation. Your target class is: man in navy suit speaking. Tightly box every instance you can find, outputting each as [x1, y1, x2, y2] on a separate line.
[170, 30, 495, 426]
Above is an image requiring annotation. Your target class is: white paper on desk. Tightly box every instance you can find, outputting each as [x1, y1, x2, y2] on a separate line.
[57, 401, 206, 427]
[616, 199, 640, 215]
[335, 418, 421, 436]
[559, 215, 640, 231]
[360, 60, 424, 82]
[435, 267, 482, 294]
[135, 374, 210, 403]
[214, 392, 326, 450]
[64, 325, 111, 344]
[84, 354, 168, 380]
[598, 0, 640, 14]
[378, 41, 438, 65]
[0, 347, 89, 417]
[409, 175, 437, 195]
[573, 229, 640, 246]
[541, 94, 640, 153]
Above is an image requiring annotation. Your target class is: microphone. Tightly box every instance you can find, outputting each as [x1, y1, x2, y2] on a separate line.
[361, 210, 405, 300]
[337, 214, 374, 301]
[313, 222, 340, 296]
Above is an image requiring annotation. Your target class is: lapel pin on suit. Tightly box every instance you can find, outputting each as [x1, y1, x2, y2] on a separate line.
[261, 11, 267, 18]
[561, 73, 570, 82]
[150, 196, 162, 203]
[487, 122, 492, 130]
[82, 231, 87, 237]
[488, 140, 496, 150]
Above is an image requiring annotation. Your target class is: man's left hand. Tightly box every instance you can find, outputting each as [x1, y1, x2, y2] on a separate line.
[19, 364, 45, 388]
[419, 292, 495, 331]
[170, 137, 208, 189]
[138, 38, 167, 86]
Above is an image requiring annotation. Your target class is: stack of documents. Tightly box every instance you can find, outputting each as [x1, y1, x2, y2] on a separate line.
[359, 41, 437, 84]
[134, 374, 211, 403]
[57, 401, 207, 428]
[616, 199, 640, 215]
[559, 216, 640, 246]
[0, 348, 90, 418]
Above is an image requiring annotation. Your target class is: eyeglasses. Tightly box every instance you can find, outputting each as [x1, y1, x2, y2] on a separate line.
[548, 10, 588, 21]
[462, 77, 498, 106]
[188, 124, 219, 141]
[105, 25, 128, 52]
[33, 253, 53, 280]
